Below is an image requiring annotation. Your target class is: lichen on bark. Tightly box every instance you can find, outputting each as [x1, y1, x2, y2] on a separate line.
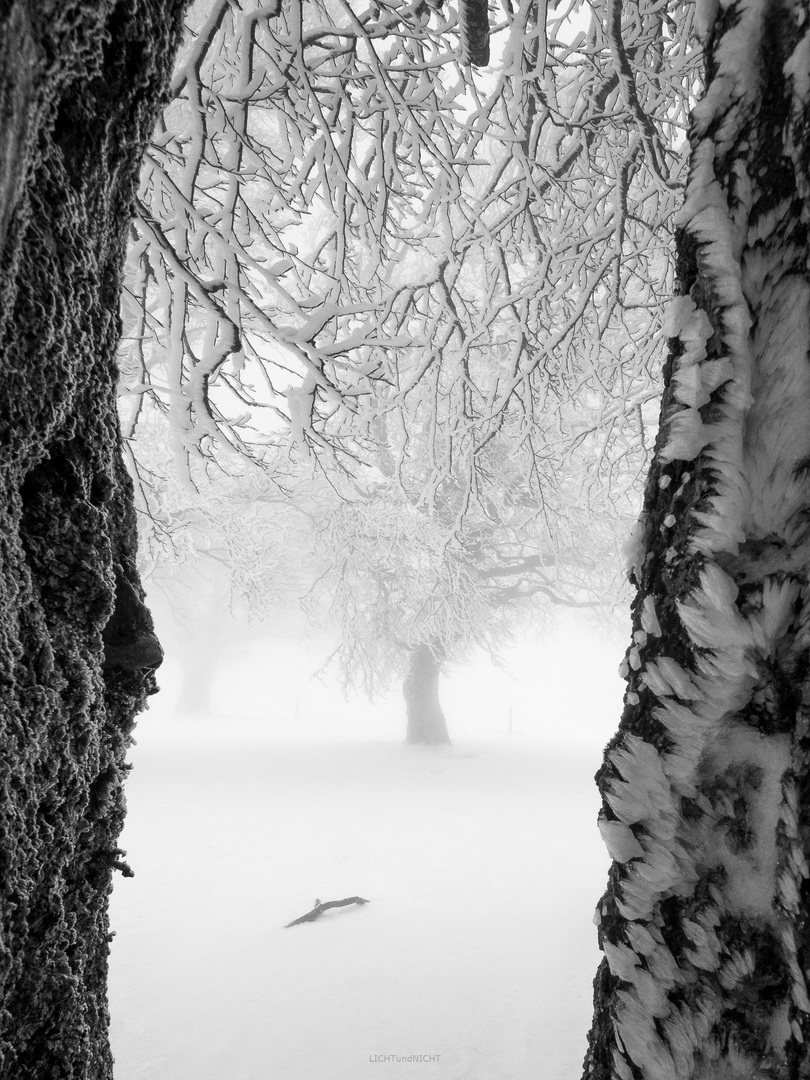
[0, 3, 186, 1077]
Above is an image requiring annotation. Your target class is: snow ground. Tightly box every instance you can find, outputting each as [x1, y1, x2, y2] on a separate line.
[108, 628, 619, 1080]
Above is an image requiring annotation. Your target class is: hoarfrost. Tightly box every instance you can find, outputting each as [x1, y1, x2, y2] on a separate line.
[623, 516, 647, 579]
[640, 596, 662, 637]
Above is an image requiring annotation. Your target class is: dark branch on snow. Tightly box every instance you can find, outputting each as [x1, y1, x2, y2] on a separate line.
[285, 896, 370, 927]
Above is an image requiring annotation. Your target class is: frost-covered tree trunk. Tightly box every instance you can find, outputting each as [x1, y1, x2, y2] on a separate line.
[0, 4, 185, 1078]
[584, 3, 810, 1078]
[404, 644, 451, 746]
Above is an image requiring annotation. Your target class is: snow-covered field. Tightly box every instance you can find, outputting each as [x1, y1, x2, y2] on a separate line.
[108, 627, 620, 1080]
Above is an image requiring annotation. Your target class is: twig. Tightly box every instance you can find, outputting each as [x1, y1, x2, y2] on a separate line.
[285, 896, 370, 928]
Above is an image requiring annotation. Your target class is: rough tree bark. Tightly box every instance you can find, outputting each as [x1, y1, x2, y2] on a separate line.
[584, 2, 810, 1077]
[458, 0, 490, 67]
[404, 643, 452, 745]
[0, 4, 186, 1078]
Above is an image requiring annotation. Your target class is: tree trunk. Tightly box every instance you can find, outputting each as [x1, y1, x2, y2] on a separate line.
[585, 3, 810, 1078]
[169, 580, 231, 716]
[0, 4, 185, 1078]
[175, 636, 218, 715]
[404, 643, 452, 745]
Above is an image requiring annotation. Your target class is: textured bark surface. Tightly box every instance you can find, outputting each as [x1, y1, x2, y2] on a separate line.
[0, 3, 185, 1077]
[458, 0, 490, 67]
[584, 2, 810, 1078]
[404, 643, 452, 745]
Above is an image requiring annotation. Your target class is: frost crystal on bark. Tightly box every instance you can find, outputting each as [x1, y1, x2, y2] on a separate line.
[585, 0, 810, 1077]
[0, 3, 184, 1078]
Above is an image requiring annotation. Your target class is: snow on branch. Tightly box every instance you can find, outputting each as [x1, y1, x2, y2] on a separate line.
[119, 0, 701, 619]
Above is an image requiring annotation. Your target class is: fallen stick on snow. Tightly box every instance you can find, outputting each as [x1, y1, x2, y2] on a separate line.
[284, 896, 370, 928]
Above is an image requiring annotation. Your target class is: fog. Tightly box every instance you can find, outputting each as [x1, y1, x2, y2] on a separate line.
[108, 604, 624, 1079]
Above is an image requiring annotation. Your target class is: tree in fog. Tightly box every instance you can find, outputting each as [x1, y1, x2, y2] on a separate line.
[584, 2, 810, 1076]
[308, 490, 506, 745]
[127, 419, 319, 714]
[0, 4, 184, 1078]
[120, 0, 696, 737]
[308, 432, 622, 744]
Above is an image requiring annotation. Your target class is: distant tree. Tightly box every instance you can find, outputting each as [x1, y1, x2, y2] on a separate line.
[126, 415, 319, 713]
[584, 3, 810, 1077]
[308, 492, 506, 744]
[306, 437, 622, 743]
[0, 3, 184, 1078]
